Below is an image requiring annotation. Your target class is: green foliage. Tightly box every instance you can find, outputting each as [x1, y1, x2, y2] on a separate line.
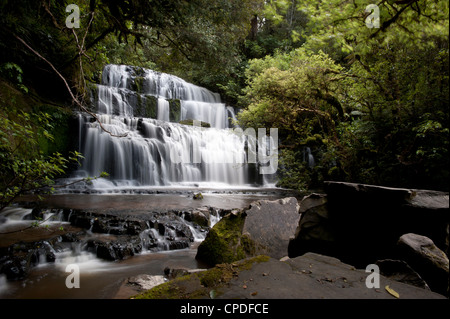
[0, 110, 83, 212]
[237, 0, 449, 191]
[237, 48, 351, 190]
[0, 0, 448, 193]
[0, 62, 28, 93]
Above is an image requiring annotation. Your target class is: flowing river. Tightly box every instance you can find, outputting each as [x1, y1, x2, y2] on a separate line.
[0, 190, 295, 299]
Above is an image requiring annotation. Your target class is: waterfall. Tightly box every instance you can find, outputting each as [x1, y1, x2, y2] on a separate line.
[72, 64, 273, 191]
[303, 147, 315, 168]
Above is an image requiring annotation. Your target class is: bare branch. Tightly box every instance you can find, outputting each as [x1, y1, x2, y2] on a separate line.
[14, 34, 127, 138]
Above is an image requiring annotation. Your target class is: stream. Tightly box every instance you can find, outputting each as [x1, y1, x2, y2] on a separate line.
[0, 190, 294, 299]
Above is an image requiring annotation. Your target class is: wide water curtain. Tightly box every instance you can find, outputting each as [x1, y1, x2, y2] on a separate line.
[76, 64, 265, 189]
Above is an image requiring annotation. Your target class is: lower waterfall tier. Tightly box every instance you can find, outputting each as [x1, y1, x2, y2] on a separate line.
[73, 114, 270, 189]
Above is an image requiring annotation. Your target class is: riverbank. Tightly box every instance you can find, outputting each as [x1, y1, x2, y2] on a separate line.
[1, 190, 295, 299]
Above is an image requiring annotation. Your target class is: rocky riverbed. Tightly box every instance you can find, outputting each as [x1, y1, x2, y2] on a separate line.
[1, 184, 448, 299]
[0, 191, 292, 298]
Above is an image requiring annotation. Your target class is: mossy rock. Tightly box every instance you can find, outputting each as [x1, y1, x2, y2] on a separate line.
[168, 99, 181, 122]
[32, 104, 76, 158]
[135, 94, 157, 118]
[193, 192, 203, 200]
[133, 255, 271, 299]
[195, 211, 261, 266]
[179, 119, 211, 128]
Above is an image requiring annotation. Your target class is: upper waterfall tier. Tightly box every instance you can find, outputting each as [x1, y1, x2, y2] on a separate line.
[101, 64, 221, 103]
[95, 64, 232, 129]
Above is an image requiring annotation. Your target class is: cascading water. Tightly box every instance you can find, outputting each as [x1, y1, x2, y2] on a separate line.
[71, 64, 275, 191]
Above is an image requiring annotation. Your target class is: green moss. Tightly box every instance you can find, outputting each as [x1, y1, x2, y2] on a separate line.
[239, 234, 259, 257]
[134, 280, 186, 299]
[33, 104, 74, 157]
[86, 82, 99, 107]
[196, 211, 260, 266]
[133, 76, 145, 93]
[168, 99, 181, 122]
[135, 95, 157, 118]
[145, 95, 158, 118]
[133, 255, 271, 299]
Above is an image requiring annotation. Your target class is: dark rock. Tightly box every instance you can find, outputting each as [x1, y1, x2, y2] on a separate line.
[88, 236, 143, 261]
[167, 238, 190, 250]
[0, 239, 58, 280]
[23, 207, 44, 220]
[288, 193, 336, 258]
[397, 233, 449, 296]
[179, 119, 211, 128]
[168, 99, 181, 122]
[289, 181, 449, 268]
[137, 253, 446, 299]
[190, 208, 210, 227]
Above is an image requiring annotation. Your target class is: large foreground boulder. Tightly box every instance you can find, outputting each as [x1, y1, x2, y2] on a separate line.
[288, 181, 449, 296]
[289, 181, 449, 268]
[397, 233, 449, 296]
[196, 197, 300, 266]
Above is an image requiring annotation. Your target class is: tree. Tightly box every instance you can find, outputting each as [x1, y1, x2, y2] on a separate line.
[0, 110, 83, 213]
[237, 48, 352, 190]
[237, 0, 449, 191]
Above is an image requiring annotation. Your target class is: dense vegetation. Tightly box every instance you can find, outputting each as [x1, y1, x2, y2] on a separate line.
[0, 0, 448, 208]
[238, 0, 449, 192]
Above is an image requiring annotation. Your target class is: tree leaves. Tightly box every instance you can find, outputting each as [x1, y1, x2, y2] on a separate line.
[0, 110, 81, 212]
[237, 0, 448, 191]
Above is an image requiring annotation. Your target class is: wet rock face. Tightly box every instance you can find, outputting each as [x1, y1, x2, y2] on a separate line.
[0, 239, 58, 280]
[0, 207, 215, 280]
[69, 210, 204, 260]
[86, 236, 143, 261]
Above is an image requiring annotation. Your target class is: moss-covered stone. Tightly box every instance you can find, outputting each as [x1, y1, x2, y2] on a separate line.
[33, 104, 76, 158]
[195, 211, 261, 266]
[133, 76, 145, 93]
[168, 99, 181, 122]
[133, 255, 271, 299]
[179, 119, 211, 128]
[134, 94, 157, 118]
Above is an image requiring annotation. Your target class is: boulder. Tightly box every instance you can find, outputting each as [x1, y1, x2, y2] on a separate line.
[164, 267, 207, 280]
[196, 197, 300, 266]
[397, 233, 449, 296]
[289, 181, 449, 269]
[190, 208, 210, 227]
[242, 197, 300, 259]
[288, 193, 337, 258]
[87, 236, 143, 261]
